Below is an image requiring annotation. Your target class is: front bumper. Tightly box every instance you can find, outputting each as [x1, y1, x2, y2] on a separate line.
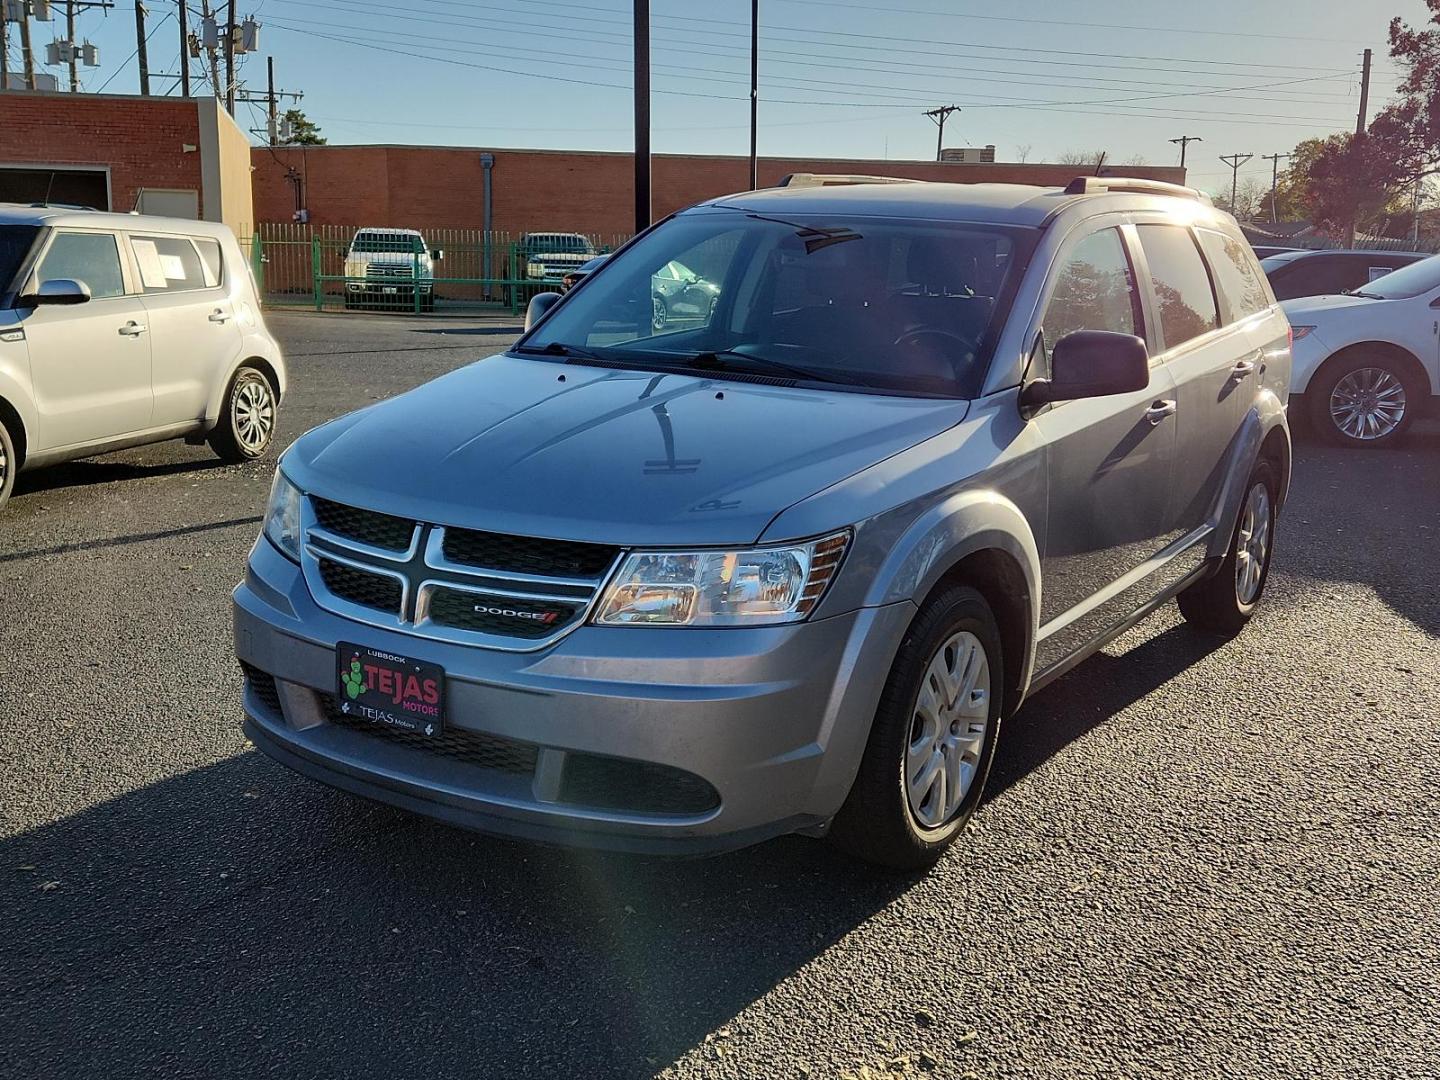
[234, 537, 914, 855]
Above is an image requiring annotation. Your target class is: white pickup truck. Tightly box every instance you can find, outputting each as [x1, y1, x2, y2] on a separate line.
[343, 228, 442, 312]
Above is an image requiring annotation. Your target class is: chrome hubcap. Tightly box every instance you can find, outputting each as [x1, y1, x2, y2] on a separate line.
[235, 378, 275, 452]
[1330, 367, 1406, 440]
[906, 630, 991, 830]
[1235, 481, 1272, 606]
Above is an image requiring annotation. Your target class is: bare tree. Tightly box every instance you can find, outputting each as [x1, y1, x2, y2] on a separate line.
[1056, 148, 1108, 167]
[1015, 143, 1033, 164]
[1211, 176, 1267, 220]
[1121, 153, 1149, 167]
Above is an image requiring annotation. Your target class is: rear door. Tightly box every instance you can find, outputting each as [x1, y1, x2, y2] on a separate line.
[132, 233, 242, 427]
[21, 228, 153, 451]
[1133, 223, 1243, 539]
[1029, 222, 1179, 668]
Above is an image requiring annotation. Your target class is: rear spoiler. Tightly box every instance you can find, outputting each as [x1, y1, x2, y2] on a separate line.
[1063, 176, 1213, 205]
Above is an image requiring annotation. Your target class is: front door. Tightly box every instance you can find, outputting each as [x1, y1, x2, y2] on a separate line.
[21, 229, 153, 453]
[1028, 223, 1180, 674]
[131, 233, 242, 427]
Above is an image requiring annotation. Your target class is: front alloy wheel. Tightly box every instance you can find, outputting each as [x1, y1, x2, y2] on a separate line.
[652, 295, 668, 332]
[1329, 367, 1407, 442]
[906, 631, 991, 829]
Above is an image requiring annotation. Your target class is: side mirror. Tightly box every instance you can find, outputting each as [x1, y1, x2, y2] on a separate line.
[431, 249, 444, 261]
[1021, 330, 1149, 409]
[22, 278, 92, 307]
[524, 290, 563, 331]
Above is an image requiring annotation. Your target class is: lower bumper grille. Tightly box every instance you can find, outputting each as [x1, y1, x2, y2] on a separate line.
[559, 754, 720, 816]
[242, 663, 282, 714]
[320, 694, 539, 774]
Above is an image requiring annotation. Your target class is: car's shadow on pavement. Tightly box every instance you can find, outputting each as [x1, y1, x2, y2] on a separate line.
[5, 620, 1232, 1079]
[12, 454, 229, 497]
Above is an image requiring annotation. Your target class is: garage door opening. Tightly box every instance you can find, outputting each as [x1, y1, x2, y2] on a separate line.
[0, 167, 110, 209]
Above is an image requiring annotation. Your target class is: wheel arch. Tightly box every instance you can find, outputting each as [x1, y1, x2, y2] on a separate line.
[923, 547, 1033, 720]
[1306, 340, 1432, 398]
[0, 393, 26, 468]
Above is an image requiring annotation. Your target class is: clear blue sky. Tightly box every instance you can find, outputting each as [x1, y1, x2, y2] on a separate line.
[51, 0, 1435, 194]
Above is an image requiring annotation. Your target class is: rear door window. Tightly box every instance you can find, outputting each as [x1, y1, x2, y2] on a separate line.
[1198, 229, 1270, 323]
[1136, 225, 1219, 351]
[130, 235, 206, 293]
[36, 231, 126, 298]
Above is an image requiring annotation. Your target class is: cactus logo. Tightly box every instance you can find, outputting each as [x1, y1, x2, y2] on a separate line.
[341, 656, 365, 699]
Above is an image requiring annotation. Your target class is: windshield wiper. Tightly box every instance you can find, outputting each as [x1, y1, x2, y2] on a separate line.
[513, 340, 610, 362]
[680, 349, 861, 386]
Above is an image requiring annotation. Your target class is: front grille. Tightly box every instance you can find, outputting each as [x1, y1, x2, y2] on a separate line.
[366, 265, 415, 279]
[425, 587, 582, 639]
[312, 498, 415, 552]
[318, 557, 403, 614]
[321, 695, 538, 774]
[242, 663, 282, 715]
[559, 754, 720, 816]
[303, 497, 617, 648]
[442, 528, 618, 578]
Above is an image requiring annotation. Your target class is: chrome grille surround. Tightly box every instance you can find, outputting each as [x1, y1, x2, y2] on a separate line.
[299, 497, 624, 652]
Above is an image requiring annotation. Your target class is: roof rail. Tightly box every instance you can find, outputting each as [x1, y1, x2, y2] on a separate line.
[779, 173, 925, 188]
[25, 201, 98, 211]
[1063, 176, 1213, 205]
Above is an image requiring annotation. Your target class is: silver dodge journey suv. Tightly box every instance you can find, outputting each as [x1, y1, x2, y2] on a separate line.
[235, 176, 1291, 869]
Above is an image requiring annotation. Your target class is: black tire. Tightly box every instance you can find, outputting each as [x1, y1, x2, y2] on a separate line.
[1178, 460, 1278, 636]
[1307, 352, 1422, 449]
[208, 366, 278, 464]
[829, 585, 1004, 871]
[0, 414, 16, 513]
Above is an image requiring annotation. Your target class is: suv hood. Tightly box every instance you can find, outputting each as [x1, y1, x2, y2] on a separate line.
[284, 354, 969, 546]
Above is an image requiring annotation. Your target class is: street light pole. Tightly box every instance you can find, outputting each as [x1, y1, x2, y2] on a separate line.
[748, 0, 757, 190]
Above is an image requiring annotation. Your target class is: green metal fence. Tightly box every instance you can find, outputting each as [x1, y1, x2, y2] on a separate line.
[244, 224, 630, 316]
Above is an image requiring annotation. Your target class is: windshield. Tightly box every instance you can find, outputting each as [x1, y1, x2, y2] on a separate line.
[352, 233, 424, 254]
[523, 210, 1031, 396]
[1350, 253, 1440, 299]
[0, 225, 40, 292]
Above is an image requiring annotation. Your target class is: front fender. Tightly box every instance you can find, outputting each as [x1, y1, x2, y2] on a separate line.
[0, 318, 38, 462]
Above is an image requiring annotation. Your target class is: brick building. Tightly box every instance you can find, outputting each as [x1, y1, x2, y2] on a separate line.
[0, 91, 254, 233]
[252, 143, 1187, 236]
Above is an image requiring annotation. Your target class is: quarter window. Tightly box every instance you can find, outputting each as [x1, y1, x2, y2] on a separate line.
[36, 231, 126, 298]
[1198, 229, 1269, 322]
[1039, 228, 1141, 365]
[194, 238, 224, 287]
[1136, 225, 1220, 350]
[130, 235, 206, 293]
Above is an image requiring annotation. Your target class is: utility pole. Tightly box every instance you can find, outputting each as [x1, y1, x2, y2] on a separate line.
[266, 53, 276, 144]
[1, 0, 9, 92]
[1169, 134, 1202, 170]
[134, 0, 149, 94]
[748, 0, 757, 190]
[1261, 152, 1290, 224]
[1356, 47, 1372, 136]
[66, 0, 77, 91]
[633, 0, 650, 232]
[923, 105, 960, 162]
[222, 0, 233, 113]
[19, 0, 34, 89]
[200, 0, 218, 98]
[1219, 152, 1253, 216]
[177, 0, 188, 95]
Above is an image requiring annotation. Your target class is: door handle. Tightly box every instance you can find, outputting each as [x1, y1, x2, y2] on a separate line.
[1144, 399, 1177, 425]
[208, 310, 231, 324]
[1230, 359, 1257, 379]
[118, 321, 148, 337]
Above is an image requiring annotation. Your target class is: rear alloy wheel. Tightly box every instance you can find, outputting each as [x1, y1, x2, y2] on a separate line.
[829, 584, 1003, 870]
[0, 414, 16, 513]
[1309, 354, 1419, 448]
[1178, 460, 1277, 635]
[209, 366, 277, 463]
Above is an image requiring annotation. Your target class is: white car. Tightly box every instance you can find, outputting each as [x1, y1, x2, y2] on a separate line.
[1283, 254, 1440, 447]
[342, 228, 440, 312]
[0, 206, 285, 511]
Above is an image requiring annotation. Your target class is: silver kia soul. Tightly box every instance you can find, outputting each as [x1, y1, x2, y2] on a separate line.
[235, 176, 1291, 869]
[0, 206, 285, 512]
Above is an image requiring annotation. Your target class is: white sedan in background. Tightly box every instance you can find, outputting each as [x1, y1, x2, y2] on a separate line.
[1283, 254, 1440, 447]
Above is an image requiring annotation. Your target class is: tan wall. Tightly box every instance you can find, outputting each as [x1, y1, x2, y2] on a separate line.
[197, 97, 255, 236]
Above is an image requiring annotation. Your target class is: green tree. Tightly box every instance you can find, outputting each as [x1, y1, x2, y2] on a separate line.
[282, 109, 326, 146]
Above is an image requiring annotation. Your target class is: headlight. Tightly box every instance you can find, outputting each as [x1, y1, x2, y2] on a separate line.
[594, 533, 848, 627]
[262, 469, 303, 561]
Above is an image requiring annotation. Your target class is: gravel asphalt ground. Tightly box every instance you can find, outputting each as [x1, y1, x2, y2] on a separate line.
[2, 311, 1436, 1080]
